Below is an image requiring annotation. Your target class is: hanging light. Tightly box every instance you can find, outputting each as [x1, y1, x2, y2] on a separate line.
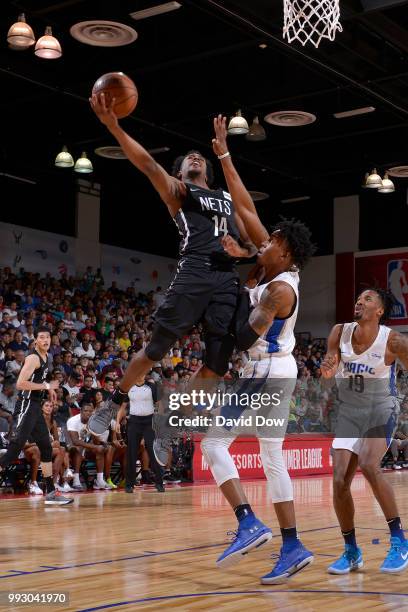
[7, 13, 35, 49]
[378, 172, 395, 193]
[246, 116, 266, 142]
[74, 152, 93, 173]
[55, 146, 74, 168]
[227, 110, 249, 135]
[365, 168, 382, 189]
[35, 26, 62, 59]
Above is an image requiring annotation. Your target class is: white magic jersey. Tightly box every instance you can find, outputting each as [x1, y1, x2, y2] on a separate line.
[336, 322, 397, 409]
[247, 270, 299, 358]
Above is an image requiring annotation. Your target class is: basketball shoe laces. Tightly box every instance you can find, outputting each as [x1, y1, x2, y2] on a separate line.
[386, 537, 405, 561]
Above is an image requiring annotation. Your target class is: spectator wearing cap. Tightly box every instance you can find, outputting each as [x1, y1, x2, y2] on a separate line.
[150, 363, 163, 383]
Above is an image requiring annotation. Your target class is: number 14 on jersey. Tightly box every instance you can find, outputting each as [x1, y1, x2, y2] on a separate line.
[212, 215, 227, 236]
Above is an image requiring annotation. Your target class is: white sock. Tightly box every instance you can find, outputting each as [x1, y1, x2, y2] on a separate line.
[73, 473, 81, 485]
[96, 473, 105, 484]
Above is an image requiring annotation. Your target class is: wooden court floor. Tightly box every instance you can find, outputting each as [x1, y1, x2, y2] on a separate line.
[0, 472, 407, 612]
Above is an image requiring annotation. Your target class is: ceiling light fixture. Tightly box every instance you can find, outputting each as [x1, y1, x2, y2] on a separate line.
[227, 110, 249, 135]
[55, 146, 74, 168]
[130, 2, 181, 20]
[70, 21, 137, 47]
[334, 106, 376, 119]
[378, 172, 395, 193]
[264, 110, 316, 126]
[34, 26, 62, 59]
[74, 152, 93, 174]
[365, 168, 382, 188]
[7, 13, 35, 49]
[246, 116, 266, 142]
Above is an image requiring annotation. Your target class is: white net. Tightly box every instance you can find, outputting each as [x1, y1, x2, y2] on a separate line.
[283, 0, 342, 48]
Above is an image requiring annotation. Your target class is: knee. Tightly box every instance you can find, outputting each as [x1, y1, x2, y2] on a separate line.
[333, 471, 350, 496]
[145, 325, 177, 362]
[358, 460, 380, 481]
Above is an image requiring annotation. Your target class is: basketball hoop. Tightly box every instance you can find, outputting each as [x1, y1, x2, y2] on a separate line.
[283, 0, 342, 48]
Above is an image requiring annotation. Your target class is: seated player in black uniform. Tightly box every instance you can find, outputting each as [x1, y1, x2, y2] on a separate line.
[0, 327, 73, 505]
[88, 93, 256, 445]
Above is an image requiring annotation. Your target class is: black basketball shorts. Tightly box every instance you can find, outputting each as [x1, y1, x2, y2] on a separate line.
[154, 257, 240, 339]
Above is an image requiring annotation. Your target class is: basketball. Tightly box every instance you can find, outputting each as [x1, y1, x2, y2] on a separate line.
[92, 72, 138, 119]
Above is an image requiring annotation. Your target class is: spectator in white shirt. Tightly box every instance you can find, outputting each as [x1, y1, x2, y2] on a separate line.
[74, 339, 95, 359]
[5, 350, 25, 380]
[67, 404, 109, 490]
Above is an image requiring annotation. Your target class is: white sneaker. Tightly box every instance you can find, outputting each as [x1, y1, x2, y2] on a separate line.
[64, 468, 74, 480]
[54, 483, 65, 492]
[94, 480, 110, 490]
[393, 464, 402, 470]
[62, 481, 74, 493]
[29, 481, 43, 495]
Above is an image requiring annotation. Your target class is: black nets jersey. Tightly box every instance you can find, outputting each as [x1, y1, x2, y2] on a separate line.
[173, 183, 240, 261]
[18, 350, 49, 401]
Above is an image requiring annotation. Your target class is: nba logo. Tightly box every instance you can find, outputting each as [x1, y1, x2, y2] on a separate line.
[387, 260, 408, 319]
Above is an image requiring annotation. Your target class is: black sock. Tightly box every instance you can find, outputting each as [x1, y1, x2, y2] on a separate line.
[44, 477, 55, 494]
[387, 517, 405, 542]
[342, 528, 357, 548]
[234, 503, 254, 524]
[281, 527, 298, 551]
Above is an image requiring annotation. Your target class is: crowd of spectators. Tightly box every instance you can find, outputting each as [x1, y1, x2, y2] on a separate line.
[1, 265, 408, 493]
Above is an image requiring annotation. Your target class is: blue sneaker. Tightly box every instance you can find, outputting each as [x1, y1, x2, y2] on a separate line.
[260, 541, 314, 584]
[380, 537, 408, 573]
[216, 518, 272, 568]
[328, 545, 363, 574]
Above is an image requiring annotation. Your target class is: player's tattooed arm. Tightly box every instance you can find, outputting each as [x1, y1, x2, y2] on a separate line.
[388, 331, 408, 369]
[320, 324, 343, 379]
[236, 281, 293, 351]
[248, 282, 294, 335]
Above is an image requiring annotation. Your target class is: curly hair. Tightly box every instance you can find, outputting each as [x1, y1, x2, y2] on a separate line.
[272, 217, 316, 270]
[358, 287, 395, 323]
[171, 150, 214, 186]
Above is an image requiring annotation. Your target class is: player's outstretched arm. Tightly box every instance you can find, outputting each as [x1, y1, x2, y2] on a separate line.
[212, 115, 269, 248]
[320, 324, 343, 379]
[90, 93, 185, 215]
[388, 331, 408, 369]
[236, 281, 294, 351]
